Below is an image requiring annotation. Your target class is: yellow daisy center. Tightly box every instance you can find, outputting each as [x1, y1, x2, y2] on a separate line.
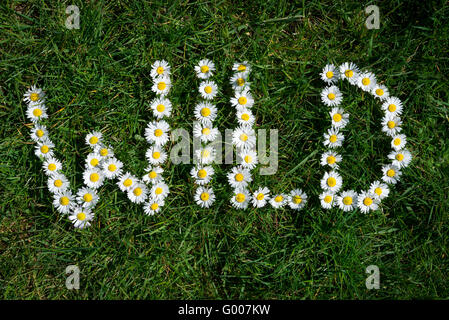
[241, 113, 250, 121]
[108, 164, 117, 172]
[202, 128, 211, 135]
[324, 195, 332, 203]
[256, 193, 264, 201]
[33, 108, 42, 117]
[89, 136, 99, 145]
[202, 150, 210, 158]
[157, 82, 166, 90]
[393, 138, 401, 146]
[149, 171, 157, 179]
[236, 193, 245, 203]
[60, 196, 69, 206]
[343, 196, 353, 205]
[326, 71, 334, 79]
[293, 195, 302, 204]
[90, 173, 99, 182]
[387, 121, 396, 129]
[362, 78, 371, 86]
[156, 104, 165, 112]
[396, 153, 404, 161]
[204, 86, 212, 94]
[244, 155, 252, 163]
[152, 151, 161, 159]
[237, 64, 246, 72]
[387, 169, 395, 177]
[54, 179, 63, 187]
[238, 97, 247, 105]
[156, 66, 164, 74]
[30, 92, 40, 101]
[155, 187, 163, 195]
[77, 212, 86, 221]
[100, 148, 108, 156]
[90, 158, 99, 167]
[201, 192, 210, 201]
[40, 145, 49, 154]
[200, 65, 209, 73]
[363, 197, 373, 206]
[123, 178, 132, 187]
[235, 173, 244, 182]
[154, 129, 163, 137]
[48, 163, 56, 171]
[240, 133, 248, 141]
[327, 155, 336, 164]
[329, 135, 337, 143]
[275, 195, 283, 203]
[133, 187, 142, 196]
[83, 193, 93, 202]
[151, 203, 159, 211]
[374, 187, 383, 196]
[201, 108, 211, 117]
[333, 113, 342, 122]
[327, 93, 336, 100]
[376, 88, 384, 96]
[388, 104, 396, 112]
[36, 129, 44, 138]
[236, 78, 245, 86]
[198, 169, 207, 179]
[327, 177, 337, 187]
[345, 70, 354, 78]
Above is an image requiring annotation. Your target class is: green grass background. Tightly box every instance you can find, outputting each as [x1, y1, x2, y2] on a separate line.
[1, 0, 448, 299]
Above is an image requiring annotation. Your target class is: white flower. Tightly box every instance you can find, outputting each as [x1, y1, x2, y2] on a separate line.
[232, 61, 251, 74]
[194, 186, 216, 208]
[388, 149, 412, 168]
[382, 96, 403, 116]
[195, 145, 216, 165]
[236, 108, 255, 127]
[336, 190, 358, 211]
[320, 151, 342, 168]
[86, 131, 103, 148]
[251, 187, 270, 208]
[85, 152, 103, 169]
[53, 190, 74, 214]
[117, 172, 137, 192]
[391, 134, 407, 151]
[193, 121, 219, 143]
[329, 107, 349, 129]
[321, 64, 340, 84]
[288, 189, 307, 210]
[230, 89, 254, 108]
[238, 149, 258, 169]
[150, 97, 172, 119]
[26, 102, 48, 123]
[35, 139, 55, 159]
[142, 166, 164, 184]
[151, 60, 171, 79]
[357, 72, 376, 92]
[145, 120, 170, 146]
[146, 146, 168, 165]
[194, 102, 217, 124]
[227, 166, 252, 189]
[270, 193, 288, 208]
[152, 76, 171, 96]
[23, 85, 45, 104]
[94, 144, 114, 160]
[76, 187, 99, 208]
[42, 157, 62, 176]
[195, 59, 215, 79]
[230, 188, 250, 209]
[369, 181, 390, 200]
[69, 207, 94, 229]
[320, 171, 343, 193]
[83, 168, 105, 189]
[230, 73, 250, 92]
[30, 124, 48, 142]
[232, 126, 256, 150]
[321, 86, 342, 107]
[199, 80, 218, 100]
[191, 165, 214, 185]
[382, 164, 402, 184]
[319, 191, 335, 209]
[47, 173, 70, 194]
[102, 157, 123, 179]
[150, 182, 169, 200]
[372, 84, 389, 100]
[323, 127, 344, 148]
[143, 198, 165, 215]
[381, 114, 402, 137]
[357, 191, 380, 213]
[128, 183, 148, 204]
[339, 62, 360, 84]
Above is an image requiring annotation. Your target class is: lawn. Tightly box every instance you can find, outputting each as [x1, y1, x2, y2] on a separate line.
[0, 0, 448, 299]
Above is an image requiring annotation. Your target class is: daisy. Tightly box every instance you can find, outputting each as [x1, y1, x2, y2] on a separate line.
[339, 62, 360, 84]
[76, 187, 99, 208]
[236, 108, 255, 127]
[53, 190, 74, 214]
[146, 146, 168, 165]
[369, 181, 390, 200]
[142, 166, 164, 184]
[232, 126, 256, 150]
[150, 97, 172, 119]
[86, 153, 102, 169]
[336, 190, 358, 212]
[329, 107, 349, 129]
[382, 164, 402, 184]
[191, 165, 214, 185]
[195, 59, 215, 79]
[391, 134, 407, 151]
[388, 149, 412, 168]
[145, 120, 170, 146]
[30, 124, 49, 142]
[230, 73, 250, 92]
[194, 186, 216, 208]
[320, 171, 343, 193]
[382, 96, 403, 116]
[150, 182, 170, 200]
[321, 85, 342, 107]
[227, 166, 252, 189]
[117, 172, 137, 192]
[128, 183, 148, 204]
[230, 89, 254, 108]
[372, 84, 389, 100]
[102, 157, 123, 179]
[323, 127, 344, 148]
[69, 207, 94, 229]
[238, 149, 258, 169]
[95, 144, 114, 160]
[194, 102, 218, 124]
[357, 72, 376, 92]
[43, 157, 62, 176]
[357, 191, 380, 213]
[23, 85, 45, 104]
[199, 80, 218, 100]
[86, 131, 103, 148]
[152, 76, 171, 96]
[47, 173, 70, 194]
[320, 151, 342, 168]
[151, 60, 171, 79]
[143, 199, 165, 215]
[35, 139, 55, 159]
[319, 191, 335, 209]
[251, 187, 270, 208]
[232, 61, 251, 74]
[288, 189, 307, 210]
[270, 193, 288, 209]
[27, 102, 48, 123]
[381, 114, 402, 137]
[321, 64, 340, 84]
[193, 121, 219, 143]
[83, 168, 105, 189]
[230, 188, 250, 209]
[195, 145, 216, 165]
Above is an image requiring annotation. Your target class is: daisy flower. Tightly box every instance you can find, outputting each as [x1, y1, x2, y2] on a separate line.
[369, 181, 390, 200]
[329, 107, 349, 129]
[391, 134, 407, 151]
[43, 157, 62, 176]
[150, 182, 170, 200]
[230, 89, 254, 108]
[76, 187, 99, 208]
[152, 76, 171, 96]
[381, 115, 402, 137]
[232, 61, 251, 74]
[230, 73, 250, 92]
[128, 183, 148, 204]
[252, 187, 270, 208]
[146, 146, 168, 165]
[232, 126, 256, 150]
[388, 149, 412, 168]
[191, 165, 214, 185]
[86, 131, 103, 148]
[321, 86, 343, 107]
[320, 151, 342, 168]
[357, 72, 376, 92]
[194, 102, 218, 124]
[143, 199, 165, 215]
[145, 120, 170, 146]
[323, 127, 344, 148]
[35, 139, 55, 159]
[336, 190, 358, 212]
[238, 149, 258, 169]
[319, 191, 335, 209]
[195, 59, 215, 79]
[236, 108, 255, 127]
[230, 188, 250, 209]
[195, 145, 216, 165]
[339, 62, 360, 84]
[23, 85, 45, 104]
[382, 96, 403, 116]
[288, 189, 307, 210]
[95, 144, 114, 160]
[357, 191, 380, 213]
[86, 152, 102, 169]
[30, 124, 49, 142]
[47, 173, 70, 194]
[69, 207, 94, 229]
[372, 84, 389, 100]
[83, 168, 105, 189]
[199, 80, 218, 100]
[27, 102, 48, 123]
[142, 166, 164, 184]
[193, 121, 219, 143]
[227, 166, 252, 189]
[151, 60, 171, 79]
[117, 172, 137, 192]
[321, 64, 340, 84]
[382, 164, 402, 184]
[53, 190, 74, 214]
[270, 193, 288, 209]
[102, 157, 123, 179]
[150, 97, 172, 119]
[320, 171, 343, 193]
[194, 186, 216, 208]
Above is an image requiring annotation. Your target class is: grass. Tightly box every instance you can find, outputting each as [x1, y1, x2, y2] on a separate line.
[0, 0, 448, 299]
